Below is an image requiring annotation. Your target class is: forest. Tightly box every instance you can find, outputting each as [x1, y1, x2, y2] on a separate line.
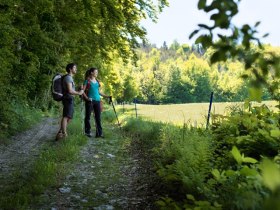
[0, 0, 280, 209]
[111, 42, 278, 104]
[1, 0, 279, 137]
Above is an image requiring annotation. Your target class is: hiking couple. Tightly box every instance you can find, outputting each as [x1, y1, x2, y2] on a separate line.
[56, 63, 111, 140]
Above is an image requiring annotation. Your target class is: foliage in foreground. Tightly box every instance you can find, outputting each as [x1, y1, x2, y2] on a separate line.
[122, 103, 280, 209]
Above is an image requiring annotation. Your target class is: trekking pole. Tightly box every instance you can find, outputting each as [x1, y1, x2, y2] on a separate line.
[81, 98, 84, 134]
[93, 100, 100, 137]
[134, 98, 138, 118]
[109, 97, 121, 127]
[79, 85, 85, 135]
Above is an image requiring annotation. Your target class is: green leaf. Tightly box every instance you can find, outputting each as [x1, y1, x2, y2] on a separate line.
[195, 35, 212, 47]
[263, 33, 269, 38]
[242, 157, 258, 164]
[248, 87, 262, 102]
[240, 166, 258, 176]
[155, 200, 167, 207]
[211, 169, 221, 180]
[189, 29, 199, 39]
[231, 146, 242, 165]
[254, 21, 261, 27]
[270, 129, 280, 138]
[258, 128, 270, 138]
[261, 159, 280, 192]
[186, 194, 195, 201]
[198, 0, 207, 10]
[165, 174, 179, 181]
[211, 13, 230, 29]
[225, 169, 235, 177]
[210, 51, 222, 64]
[198, 24, 212, 30]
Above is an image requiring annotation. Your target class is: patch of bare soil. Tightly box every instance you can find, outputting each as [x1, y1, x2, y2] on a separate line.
[0, 117, 59, 189]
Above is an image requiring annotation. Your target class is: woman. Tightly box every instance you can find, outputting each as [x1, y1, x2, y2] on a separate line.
[82, 67, 111, 138]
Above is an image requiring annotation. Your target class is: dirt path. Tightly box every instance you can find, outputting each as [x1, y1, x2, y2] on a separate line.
[0, 118, 160, 209]
[0, 117, 59, 189]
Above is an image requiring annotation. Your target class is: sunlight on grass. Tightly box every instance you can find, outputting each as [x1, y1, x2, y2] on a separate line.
[116, 101, 278, 126]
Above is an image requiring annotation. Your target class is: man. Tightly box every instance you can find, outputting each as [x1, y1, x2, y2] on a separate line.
[56, 63, 84, 140]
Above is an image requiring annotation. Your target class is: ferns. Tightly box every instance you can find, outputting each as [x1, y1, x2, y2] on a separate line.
[157, 126, 213, 197]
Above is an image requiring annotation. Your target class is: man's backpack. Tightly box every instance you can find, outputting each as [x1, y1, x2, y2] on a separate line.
[51, 73, 66, 101]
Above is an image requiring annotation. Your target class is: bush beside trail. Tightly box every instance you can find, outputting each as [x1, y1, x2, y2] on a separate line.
[122, 104, 280, 210]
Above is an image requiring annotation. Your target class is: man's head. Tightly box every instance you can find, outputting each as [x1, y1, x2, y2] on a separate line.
[66, 63, 77, 73]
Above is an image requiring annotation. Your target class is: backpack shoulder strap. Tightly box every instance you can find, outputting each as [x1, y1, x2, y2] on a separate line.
[62, 74, 70, 93]
[61, 74, 68, 84]
[84, 79, 91, 96]
[62, 74, 67, 78]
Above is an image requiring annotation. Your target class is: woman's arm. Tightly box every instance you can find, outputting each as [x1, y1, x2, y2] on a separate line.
[98, 81, 110, 98]
[99, 91, 111, 98]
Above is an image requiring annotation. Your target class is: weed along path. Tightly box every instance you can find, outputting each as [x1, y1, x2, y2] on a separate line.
[0, 117, 159, 209]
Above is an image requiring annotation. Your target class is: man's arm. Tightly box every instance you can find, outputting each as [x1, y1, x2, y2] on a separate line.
[67, 83, 84, 95]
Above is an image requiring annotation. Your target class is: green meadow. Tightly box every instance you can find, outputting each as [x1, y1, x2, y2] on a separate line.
[117, 101, 278, 126]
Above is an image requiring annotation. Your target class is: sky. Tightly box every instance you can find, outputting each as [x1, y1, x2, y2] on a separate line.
[140, 0, 280, 47]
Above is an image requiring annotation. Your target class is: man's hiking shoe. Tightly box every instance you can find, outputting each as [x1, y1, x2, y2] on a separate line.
[56, 132, 67, 141]
[85, 133, 93, 137]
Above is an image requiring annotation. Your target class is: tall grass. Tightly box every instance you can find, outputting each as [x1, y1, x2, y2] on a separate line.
[122, 117, 164, 150]
[117, 101, 278, 126]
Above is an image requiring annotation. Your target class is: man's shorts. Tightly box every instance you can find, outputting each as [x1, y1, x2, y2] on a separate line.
[62, 97, 74, 119]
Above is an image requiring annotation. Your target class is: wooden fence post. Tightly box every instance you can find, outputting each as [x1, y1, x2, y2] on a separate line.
[206, 92, 214, 129]
[134, 98, 138, 118]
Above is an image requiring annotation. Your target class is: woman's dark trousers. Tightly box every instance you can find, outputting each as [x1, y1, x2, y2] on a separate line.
[84, 101, 102, 136]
